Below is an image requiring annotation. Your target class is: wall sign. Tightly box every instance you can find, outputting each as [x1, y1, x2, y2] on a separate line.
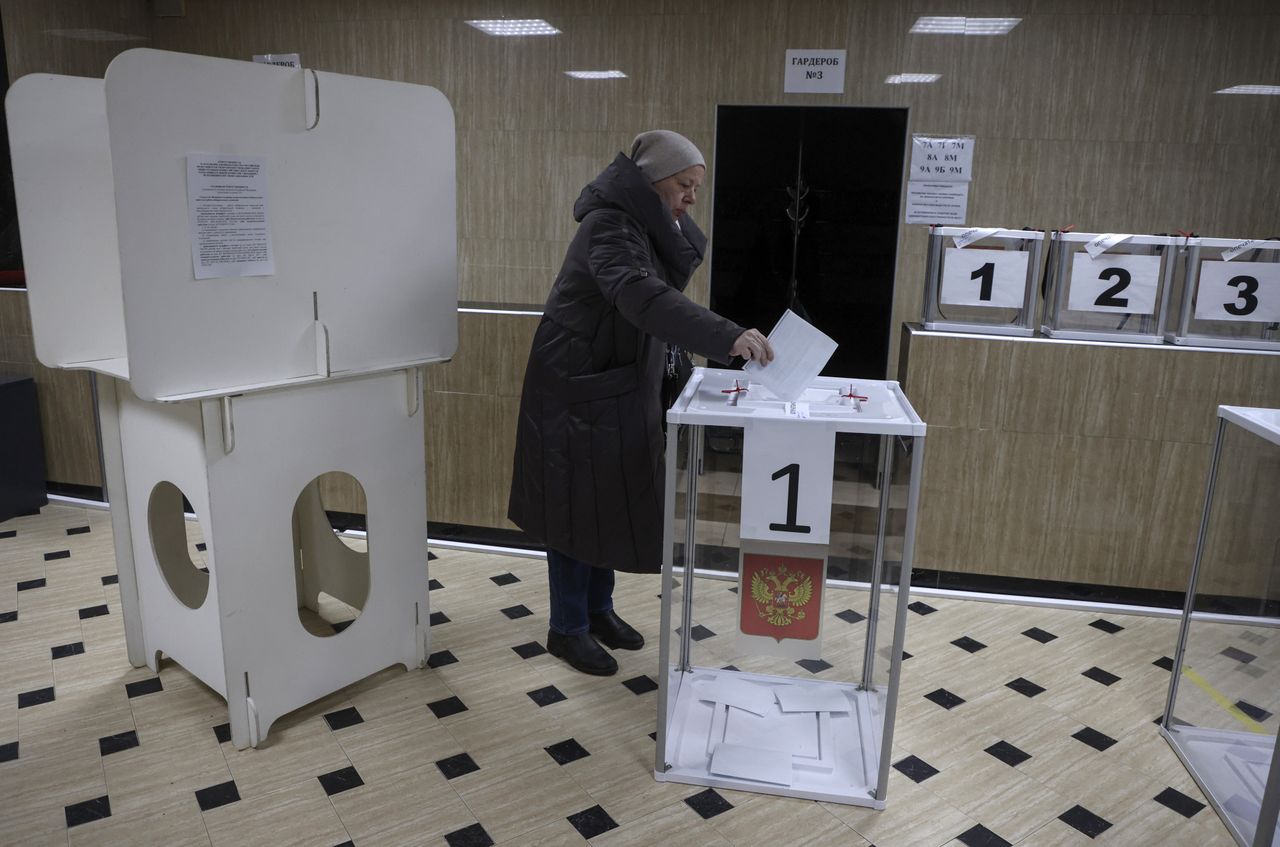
[1195, 260, 1280, 323]
[941, 247, 1028, 307]
[783, 50, 846, 94]
[904, 181, 969, 225]
[909, 135, 974, 182]
[740, 419, 835, 545]
[1066, 252, 1161, 315]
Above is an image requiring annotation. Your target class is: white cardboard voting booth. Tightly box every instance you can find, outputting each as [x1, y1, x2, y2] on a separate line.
[7, 49, 457, 747]
[655, 367, 927, 806]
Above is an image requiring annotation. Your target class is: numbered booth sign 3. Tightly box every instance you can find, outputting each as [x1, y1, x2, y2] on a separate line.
[1067, 252, 1162, 315]
[941, 247, 1029, 308]
[1194, 261, 1280, 323]
[739, 419, 836, 546]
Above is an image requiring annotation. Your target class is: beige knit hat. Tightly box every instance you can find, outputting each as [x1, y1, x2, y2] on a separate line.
[629, 130, 705, 183]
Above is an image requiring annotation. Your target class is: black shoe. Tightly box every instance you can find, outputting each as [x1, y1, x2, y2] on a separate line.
[589, 609, 645, 651]
[546, 630, 618, 676]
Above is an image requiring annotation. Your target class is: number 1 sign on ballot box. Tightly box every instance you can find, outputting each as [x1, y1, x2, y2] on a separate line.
[739, 418, 836, 546]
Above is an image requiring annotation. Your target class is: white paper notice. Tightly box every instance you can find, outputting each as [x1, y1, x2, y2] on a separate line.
[773, 684, 851, 714]
[709, 743, 793, 786]
[742, 309, 837, 403]
[691, 676, 776, 717]
[1084, 233, 1133, 259]
[783, 50, 846, 94]
[952, 227, 1001, 248]
[1221, 238, 1275, 262]
[905, 181, 970, 225]
[186, 154, 275, 280]
[910, 135, 975, 183]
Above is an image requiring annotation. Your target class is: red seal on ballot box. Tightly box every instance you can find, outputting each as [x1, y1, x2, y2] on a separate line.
[739, 552, 824, 643]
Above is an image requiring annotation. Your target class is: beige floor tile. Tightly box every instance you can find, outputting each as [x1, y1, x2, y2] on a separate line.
[67, 796, 212, 847]
[202, 778, 351, 847]
[328, 761, 474, 846]
[344, 664, 455, 722]
[101, 726, 231, 819]
[126, 675, 229, 748]
[0, 742, 106, 828]
[452, 746, 600, 843]
[334, 702, 462, 783]
[589, 800, 734, 847]
[220, 715, 352, 800]
[495, 816, 589, 846]
[824, 773, 976, 847]
[17, 683, 135, 758]
[706, 792, 866, 846]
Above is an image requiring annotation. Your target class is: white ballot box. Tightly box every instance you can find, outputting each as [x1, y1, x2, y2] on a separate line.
[654, 367, 927, 807]
[7, 50, 456, 747]
[1161, 406, 1280, 847]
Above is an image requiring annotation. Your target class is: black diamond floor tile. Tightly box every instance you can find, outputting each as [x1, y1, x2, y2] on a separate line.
[66, 525, 91, 535]
[1081, 666, 1120, 686]
[213, 723, 231, 744]
[0, 741, 18, 762]
[195, 780, 240, 811]
[684, 788, 733, 818]
[98, 730, 140, 756]
[908, 601, 937, 615]
[1059, 804, 1112, 838]
[689, 624, 715, 641]
[0, 530, 14, 539]
[436, 752, 480, 780]
[893, 754, 939, 783]
[317, 765, 364, 796]
[1006, 677, 1046, 698]
[0, 611, 16, 624]
[985, 740, 1031, 767]
[323, 706, 365, 731]
[64, 795, 111, 827]
[1153, 656, 1174, 671]
[567, 804, 619, 839]
[125, 677, 163, 698]
[1089, 618, 1124, 634]
[443, 822, 493, 847]
[429, 611, 450, 626]
[501, 604, 533, 620]
[836, 608, 866, 624]
[512, 641, 547, 659]
[427, 650, 458, 669]
[924, 688, 965, 710]
[101, 574, 118, 585]
[427, 551, 438, 561]
[545, 738, 590, 765]
[78, 604, 109, 619]
[1153, 786, 1205, 818]
[1072, 726, 1118, 751]
[16, 578, 45, 591]
[427, 696, 468, 719]
[18, 686, 55, 709]
[1235, 700, 1272, 722]
[796, 658, 833, 674]
[44, 550, 71, 561]
[721, 664, 740, 672]
[1022, 627, 1058, 643]
[957, 823, 1013, 847]
[51, 641, 85, 659]
[951, 635, 987, 653]
[195, 543, 206, 552]
[429, 579, 444, 591]
[330, 620, 353, 634]
[1221, 646, 1257, 664]
[527, 685, 567, 707]
[622, 675, 658, 695]
[490, 572, 520, 586]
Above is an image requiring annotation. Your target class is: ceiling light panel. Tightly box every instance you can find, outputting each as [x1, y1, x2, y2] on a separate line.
[885, 73, 941, 84]
[565, 70, 628, 79]
[465, 19, 560, 37]
[1215, 84, 1280, 95]
[910, 16, 1021, 35]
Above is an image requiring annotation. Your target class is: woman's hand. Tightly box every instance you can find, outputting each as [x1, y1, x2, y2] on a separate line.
[730, 329, 775, 365]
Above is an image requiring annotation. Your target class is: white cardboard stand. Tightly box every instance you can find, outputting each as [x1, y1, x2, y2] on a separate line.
[7, 51, 456, 747]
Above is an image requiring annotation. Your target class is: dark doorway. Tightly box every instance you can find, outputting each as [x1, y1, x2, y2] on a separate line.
[709, 105, 908, 379]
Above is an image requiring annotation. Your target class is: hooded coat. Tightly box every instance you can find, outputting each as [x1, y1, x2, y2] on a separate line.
[508, 153, 744, 573]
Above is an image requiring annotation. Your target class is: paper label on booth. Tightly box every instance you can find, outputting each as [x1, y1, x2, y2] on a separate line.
[737, 541, 826, 659]
[940, 247, 1028, 307]
[740, 419, 835, 545]
[186, 154, 276, 280]
[1194, 261, 1280, 323]
[1066, 251, 1160, 315]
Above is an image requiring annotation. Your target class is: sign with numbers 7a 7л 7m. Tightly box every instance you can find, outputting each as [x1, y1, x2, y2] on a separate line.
[739, 418, 836, 546]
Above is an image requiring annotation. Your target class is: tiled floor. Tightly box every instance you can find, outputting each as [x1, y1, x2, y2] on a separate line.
[0, 504, 1259, 846]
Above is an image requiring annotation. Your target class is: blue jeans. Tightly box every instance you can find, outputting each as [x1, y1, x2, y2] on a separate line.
[546, 547, 615, 635]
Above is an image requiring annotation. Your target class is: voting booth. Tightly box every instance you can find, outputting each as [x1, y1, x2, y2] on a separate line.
[655, 366, 926, 806]
[1161, 406, 1280, 847]
[1166, 238, 1280, 351]
[1041, 231, 1179, 343]
[921, 225, 1044, 336]
[7, 50, 457, 747]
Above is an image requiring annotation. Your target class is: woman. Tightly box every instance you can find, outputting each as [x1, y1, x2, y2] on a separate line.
[508, 130, 773, 676]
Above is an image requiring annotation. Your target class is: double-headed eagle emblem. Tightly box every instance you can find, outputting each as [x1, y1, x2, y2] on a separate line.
[750, 564, 815, 628]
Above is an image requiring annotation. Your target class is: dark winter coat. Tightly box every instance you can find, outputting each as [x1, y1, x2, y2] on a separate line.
[508, 153, 744, 573]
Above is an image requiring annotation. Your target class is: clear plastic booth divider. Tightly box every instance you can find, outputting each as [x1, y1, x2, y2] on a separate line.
[655, 367, 927, 807]
[921, 225, 1044, 337]
[1162, 406, 1280, 847]
[1166, 238, 1280, 351]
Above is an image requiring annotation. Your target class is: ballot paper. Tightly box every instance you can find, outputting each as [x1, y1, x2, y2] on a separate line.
[709, 743, 794, 786]
[690, 676, 776, 716]
[773, 684, 851, 714]
[743, 310, 837, 403]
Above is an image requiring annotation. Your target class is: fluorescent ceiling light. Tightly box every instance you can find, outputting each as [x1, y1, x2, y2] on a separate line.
[564, 70, 627, 80]
[910, 16, 1021, 35]
[1215, 84, 1280, 95]
[46, 28, 147, 42]
[465, 19, 559, 37]
[885, 73, 941, 84]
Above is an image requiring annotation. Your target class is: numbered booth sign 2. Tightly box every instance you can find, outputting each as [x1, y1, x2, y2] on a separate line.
[1067, 252, 1162, 315]
[941, 248, 1029, 308]
[739, 419, 836, 546]
[1194, 261, 1280, 323]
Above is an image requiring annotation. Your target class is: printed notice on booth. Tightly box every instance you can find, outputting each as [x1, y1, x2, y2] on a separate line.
[186, 154, 275, 280]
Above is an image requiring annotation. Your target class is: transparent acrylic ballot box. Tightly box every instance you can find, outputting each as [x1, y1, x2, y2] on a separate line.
[1162, 406, 1280, 847]
[922, 225, 1044, 336]
[1041, 231, 1178, 343]
[655, 367, 926, 807]
[1166, 238, 1280, 352]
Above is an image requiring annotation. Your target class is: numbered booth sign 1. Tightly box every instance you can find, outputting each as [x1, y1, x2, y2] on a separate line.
[1166, 237, 1280, 351]
[739, 419, 836, 546]
[1041, 232, 1177, 344]
[922, 226, 1044, 337]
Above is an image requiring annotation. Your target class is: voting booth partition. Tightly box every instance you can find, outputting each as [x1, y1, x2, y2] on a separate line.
[1040, 231, 1179, 344]
[7, 49, 458, 747]
[1161, 406, 1280, 847]
[1166, 238, 1280, 351]
[921, 225, 1044, 337]
[655, 367, 926, 806]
